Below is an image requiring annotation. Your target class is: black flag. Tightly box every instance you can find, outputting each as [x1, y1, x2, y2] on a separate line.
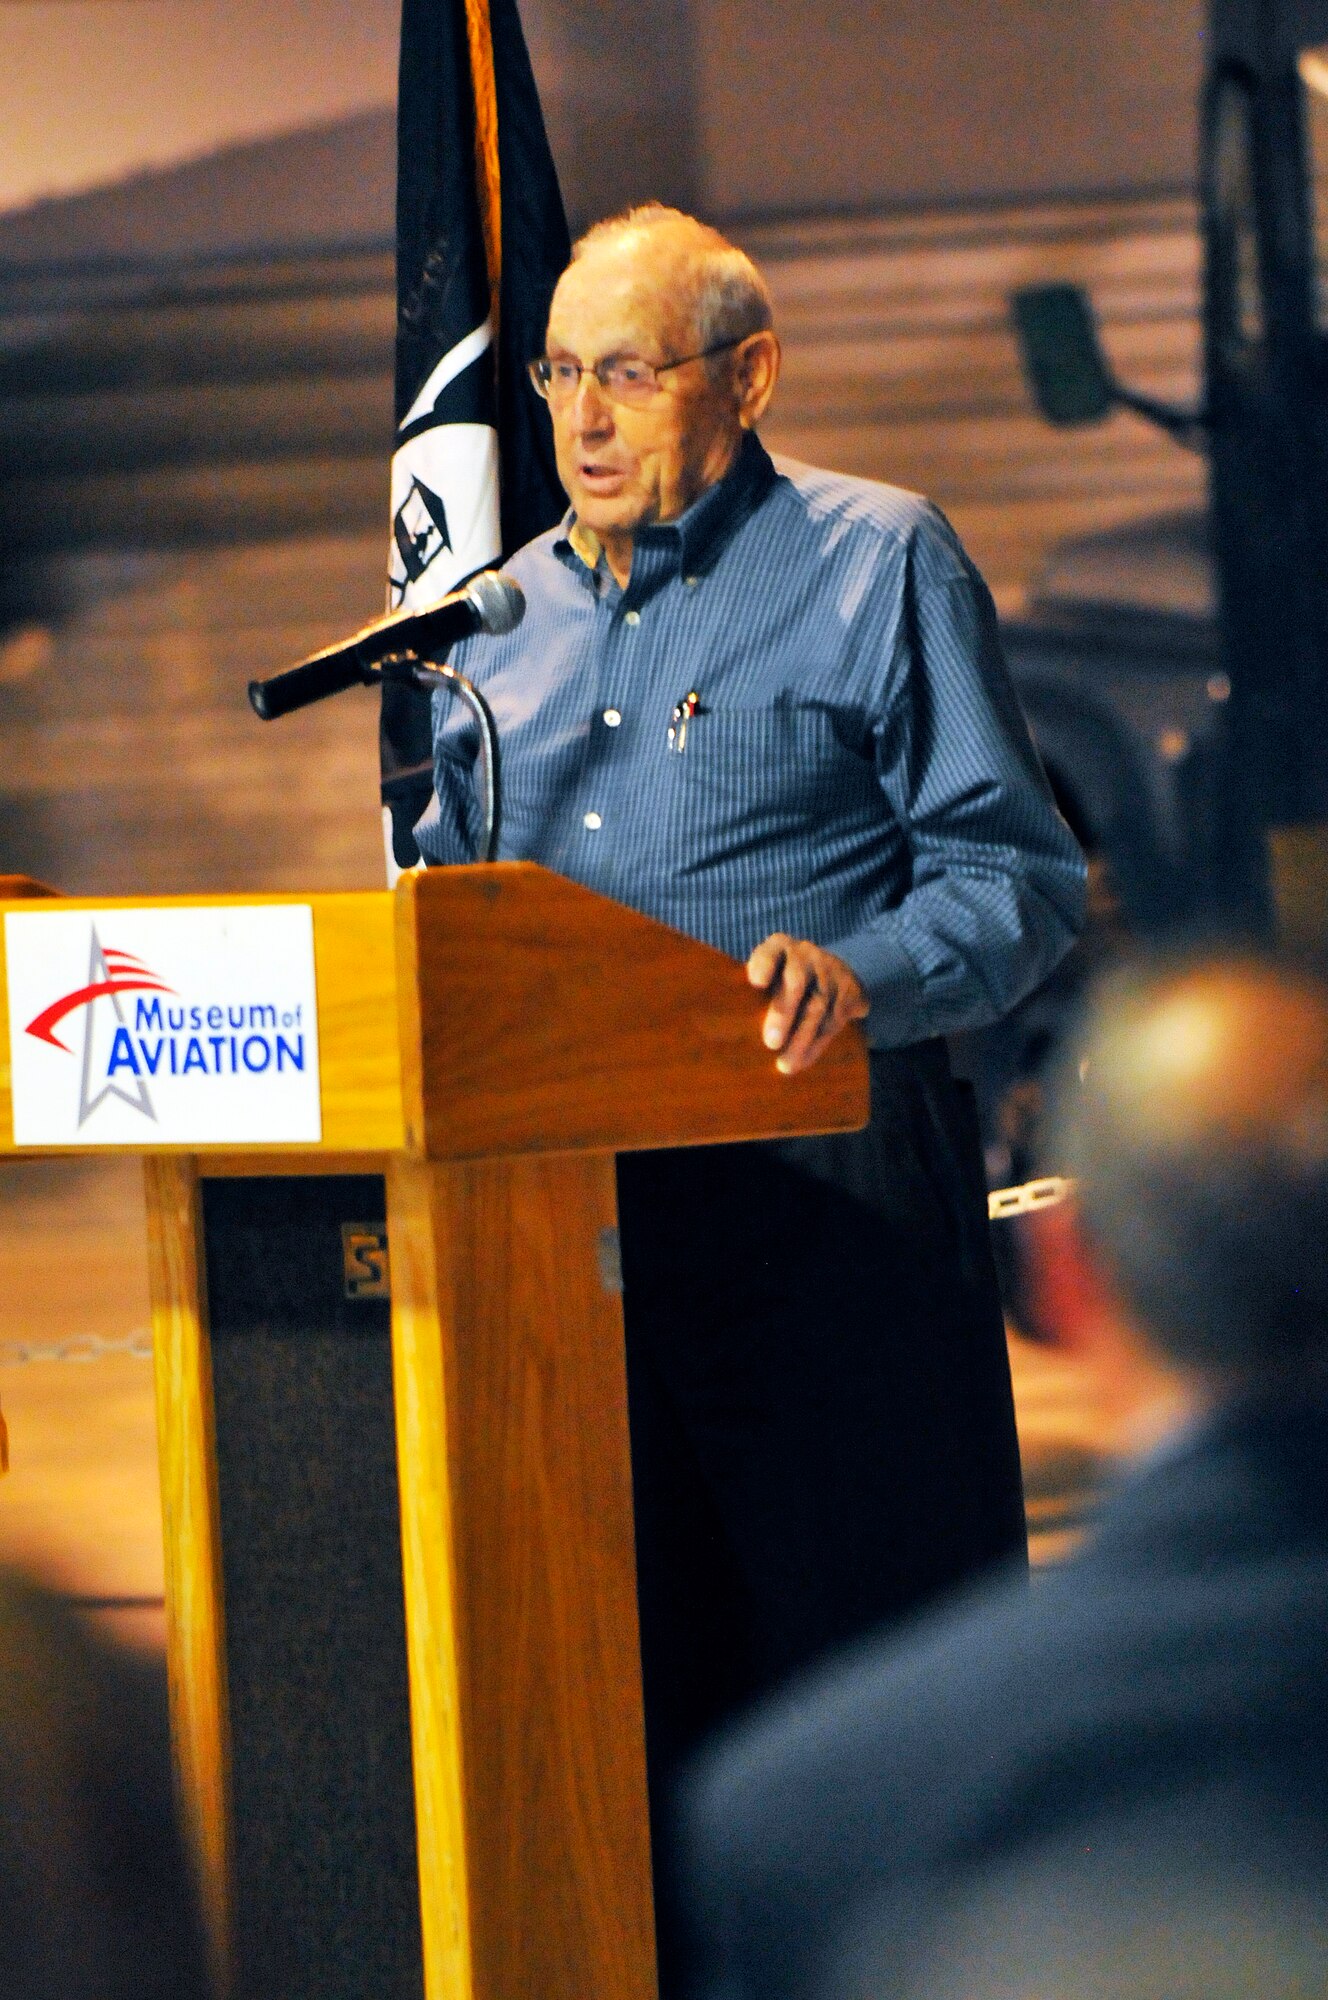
[383, 0, 570, 872]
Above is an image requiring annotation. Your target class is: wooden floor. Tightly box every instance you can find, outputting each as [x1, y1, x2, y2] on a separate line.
[0, 191, 1190, 1631]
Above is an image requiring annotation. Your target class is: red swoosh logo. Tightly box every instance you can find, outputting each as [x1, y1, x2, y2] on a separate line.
[25, 975, 177, 1053]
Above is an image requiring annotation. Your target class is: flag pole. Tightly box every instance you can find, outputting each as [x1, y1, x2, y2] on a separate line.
[463, 0, 502, 304]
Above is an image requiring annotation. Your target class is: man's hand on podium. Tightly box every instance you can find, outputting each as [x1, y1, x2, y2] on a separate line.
[747, 935, 869, 1076]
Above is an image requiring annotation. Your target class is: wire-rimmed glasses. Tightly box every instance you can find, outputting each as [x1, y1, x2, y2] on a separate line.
[527, 338, 743, 408]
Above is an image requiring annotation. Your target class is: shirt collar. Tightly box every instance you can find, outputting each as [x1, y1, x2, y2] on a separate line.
[554, 429, 779, 594]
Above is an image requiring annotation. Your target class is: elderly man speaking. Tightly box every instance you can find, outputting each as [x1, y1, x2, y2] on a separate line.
[415, 205, 1084, 1977]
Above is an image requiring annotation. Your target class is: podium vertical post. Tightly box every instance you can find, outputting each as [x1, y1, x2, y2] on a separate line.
[144, 1155, 232, 1990]
[387, 1150, 655, 2000]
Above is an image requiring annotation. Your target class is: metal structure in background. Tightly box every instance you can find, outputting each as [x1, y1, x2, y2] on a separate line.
[1014, 0, 1328, 850]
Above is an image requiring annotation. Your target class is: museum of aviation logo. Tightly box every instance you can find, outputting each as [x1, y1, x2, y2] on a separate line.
[24, 923, 310, 1129]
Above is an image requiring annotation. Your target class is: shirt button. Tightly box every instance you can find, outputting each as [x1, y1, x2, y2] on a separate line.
[624, 609, 641, 627]
[583, 811, 603, 830]
[684, 575, 700, 589]
[602, 708, 622, 728]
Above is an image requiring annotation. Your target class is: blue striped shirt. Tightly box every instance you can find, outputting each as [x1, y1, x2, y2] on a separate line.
[415, 432, 1085, 1047]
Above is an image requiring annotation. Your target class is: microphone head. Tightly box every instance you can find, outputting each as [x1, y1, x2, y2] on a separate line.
[464, 570, 526, 636]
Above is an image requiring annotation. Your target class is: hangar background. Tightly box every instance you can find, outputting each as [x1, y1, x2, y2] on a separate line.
[0, 0, 1206, 1632]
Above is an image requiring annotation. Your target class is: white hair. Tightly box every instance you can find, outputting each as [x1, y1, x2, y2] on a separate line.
[571, 203, 774, 352]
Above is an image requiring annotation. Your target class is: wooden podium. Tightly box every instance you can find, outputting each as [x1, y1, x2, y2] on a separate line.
[0, 864, 868, 2000]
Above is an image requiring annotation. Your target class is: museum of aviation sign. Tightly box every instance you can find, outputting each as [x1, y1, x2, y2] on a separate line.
[5, 906, 321, 1146]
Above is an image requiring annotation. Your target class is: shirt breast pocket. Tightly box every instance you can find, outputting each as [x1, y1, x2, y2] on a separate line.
[668, 706, 855, 855]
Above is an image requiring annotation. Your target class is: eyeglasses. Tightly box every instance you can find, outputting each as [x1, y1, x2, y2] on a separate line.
[528, 338, 744, 409]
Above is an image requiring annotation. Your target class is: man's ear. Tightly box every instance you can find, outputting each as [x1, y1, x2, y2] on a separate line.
[736, 330, 781, 427]
[1022, 1197, 1121, 1360]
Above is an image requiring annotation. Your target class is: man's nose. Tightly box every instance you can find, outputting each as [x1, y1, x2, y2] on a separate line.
[570, 369, 613, 433]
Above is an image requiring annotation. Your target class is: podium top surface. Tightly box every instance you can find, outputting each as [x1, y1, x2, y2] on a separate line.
[0, 866, 868, 1160]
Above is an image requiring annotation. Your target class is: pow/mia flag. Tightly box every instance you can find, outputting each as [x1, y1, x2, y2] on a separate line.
[383, 0, 570, 873]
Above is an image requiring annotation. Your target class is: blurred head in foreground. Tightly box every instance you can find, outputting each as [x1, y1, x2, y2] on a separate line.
[1034, 952, 1328, 1452]
[830, 953, 1328, 2000]
[0, 1569, 211, 2000]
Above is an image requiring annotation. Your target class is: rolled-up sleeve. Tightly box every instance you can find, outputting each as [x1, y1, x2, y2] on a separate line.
[831, 556, 1086, 1046]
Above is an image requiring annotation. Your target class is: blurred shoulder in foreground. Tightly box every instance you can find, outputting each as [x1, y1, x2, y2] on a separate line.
[835, 1797, 1328, 2000]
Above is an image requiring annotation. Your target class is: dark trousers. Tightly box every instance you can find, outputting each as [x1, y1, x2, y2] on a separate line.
[615, 1041, 1026, 1989]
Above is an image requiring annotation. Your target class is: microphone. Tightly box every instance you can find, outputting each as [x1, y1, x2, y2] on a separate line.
[248, 570, 525, 720]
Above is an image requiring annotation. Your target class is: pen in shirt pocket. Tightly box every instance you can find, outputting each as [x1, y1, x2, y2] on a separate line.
[668, 689, 704, 752]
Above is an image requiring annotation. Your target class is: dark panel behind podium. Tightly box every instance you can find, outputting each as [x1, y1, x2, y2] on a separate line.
[203, 1175, 423, 2000]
